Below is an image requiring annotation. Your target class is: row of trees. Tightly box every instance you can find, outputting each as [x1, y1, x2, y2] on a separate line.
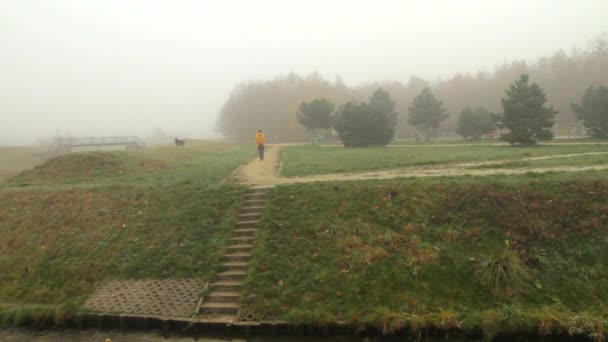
[298, 74, 608, 146]
[218, 34, 608, 142]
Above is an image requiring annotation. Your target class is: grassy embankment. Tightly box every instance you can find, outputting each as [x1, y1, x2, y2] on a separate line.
[242, 171, 608, 339]
[0, 141, 256, 325]
[281, 144, 608, 177]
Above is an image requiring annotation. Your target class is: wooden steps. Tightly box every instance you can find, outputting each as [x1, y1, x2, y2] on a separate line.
[201, 187, 271, 317]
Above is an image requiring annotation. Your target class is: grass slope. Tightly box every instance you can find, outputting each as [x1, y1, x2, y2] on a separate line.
[0, 141, 256, 324]
[0, 185, 243, 304]
[281, 144, 608, 176]
[243, 172, 608, 338]
[7, 141, 254, 187]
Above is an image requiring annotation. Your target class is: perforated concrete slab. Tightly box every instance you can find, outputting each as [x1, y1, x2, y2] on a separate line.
[84, 279, 203, 318]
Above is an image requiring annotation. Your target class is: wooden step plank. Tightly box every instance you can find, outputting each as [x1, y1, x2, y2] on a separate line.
[221, 253, 252, 262]
[239, 212, 262, 218]
[231, 236, 253, 242]
[241, 206, 265, 212]
[222, 261, 248, 268]
[246, 192, 267, 197]
[233, 228, 257, 233]
[244, 199, 266, 204]
[236, 220, 261, 227]
[211, 281, 243, 292]
[237, 220, 261, 224]
[218, 270, 247, 276]
[206, 291, 240, 302]
[217, 270, 247, 280]
[227, 244, 254, 249]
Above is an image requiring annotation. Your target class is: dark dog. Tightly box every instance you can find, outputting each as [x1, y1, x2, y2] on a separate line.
[174, 138, 185, 147]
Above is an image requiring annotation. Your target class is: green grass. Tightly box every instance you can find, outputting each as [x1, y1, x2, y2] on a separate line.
[390, 138, 502, 145]
[387, 137, 608, 145]
[242, 172, 608, 338]
[5, 140, 255, 188]
[0, 184, 244, 305]
[0, 140, 256, 313]
[472, 153, 608, 169]
[281, 144, 608, 176]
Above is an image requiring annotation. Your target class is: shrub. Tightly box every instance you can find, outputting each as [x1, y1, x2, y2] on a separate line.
[456, 107, 496, 140]
[333, 88, 398, 147]
[476, 244, 531, 296]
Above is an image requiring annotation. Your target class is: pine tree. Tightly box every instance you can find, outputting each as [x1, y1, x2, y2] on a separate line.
[333, 88, 398, 147]
[572, 85, 608, 138]
[407, 88, 448, 140]
[496, 74, 557, 145]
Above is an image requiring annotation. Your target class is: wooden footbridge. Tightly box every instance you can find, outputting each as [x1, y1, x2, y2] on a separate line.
[56, 136, 146, 152]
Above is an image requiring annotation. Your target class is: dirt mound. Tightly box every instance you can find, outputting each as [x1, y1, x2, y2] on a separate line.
[10, 152, 126, 185]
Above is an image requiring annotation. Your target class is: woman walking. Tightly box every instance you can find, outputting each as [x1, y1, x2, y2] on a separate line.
[255, 129, 265, 161]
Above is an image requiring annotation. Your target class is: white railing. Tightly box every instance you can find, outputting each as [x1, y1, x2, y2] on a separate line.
[57, 136, 146, 148]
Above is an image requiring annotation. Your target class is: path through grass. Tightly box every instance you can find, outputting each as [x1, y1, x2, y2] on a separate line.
[472, 152, 608, 169]
[281, 144, 608, 176]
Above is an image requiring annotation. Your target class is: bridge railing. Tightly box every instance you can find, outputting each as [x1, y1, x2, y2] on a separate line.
[57, 136, 146, 149]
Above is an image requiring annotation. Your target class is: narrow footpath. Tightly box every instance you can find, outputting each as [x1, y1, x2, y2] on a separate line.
[232, 146, 608, 186]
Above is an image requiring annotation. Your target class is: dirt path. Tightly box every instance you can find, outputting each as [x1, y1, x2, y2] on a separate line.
[231, 146, 283, 186]
[231, 147, 608, 186]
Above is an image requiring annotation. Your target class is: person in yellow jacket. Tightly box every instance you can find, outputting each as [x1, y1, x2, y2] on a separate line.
[255, 129, 266, 161]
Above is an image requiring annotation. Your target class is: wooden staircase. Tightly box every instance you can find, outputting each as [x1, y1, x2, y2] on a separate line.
[200, 187, 270, 318]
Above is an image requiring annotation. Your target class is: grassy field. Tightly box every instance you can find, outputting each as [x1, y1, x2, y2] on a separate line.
[385, 138, 607, 145]
[0, 141, 256, 322]
[5, 141, 254, 188]
[242, 171, 608, 338]
[3, 139, 608, 338]
[472, 152, 608, 169]
[281, 144, 608, 176]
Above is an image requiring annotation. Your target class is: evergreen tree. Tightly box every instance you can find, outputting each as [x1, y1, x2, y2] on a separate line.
[456, 107, 497, 140]
[333, 102, 374, 147]
[296, 98, 334, 144]
[495, 74, 558, 145]
[572, 85, 608, 138]
[333, 88, 398, 147]
[407, 88, 448, 139]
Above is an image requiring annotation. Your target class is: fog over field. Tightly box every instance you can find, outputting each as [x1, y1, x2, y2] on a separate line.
[1, 0, 607, 145]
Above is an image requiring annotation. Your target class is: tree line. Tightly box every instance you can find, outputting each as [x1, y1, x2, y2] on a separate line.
[218, 34, 608, 143]
[298, 72, 608, 146]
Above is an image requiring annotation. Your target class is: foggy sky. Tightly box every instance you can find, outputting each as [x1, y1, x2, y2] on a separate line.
[1, 0, 607, 145]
